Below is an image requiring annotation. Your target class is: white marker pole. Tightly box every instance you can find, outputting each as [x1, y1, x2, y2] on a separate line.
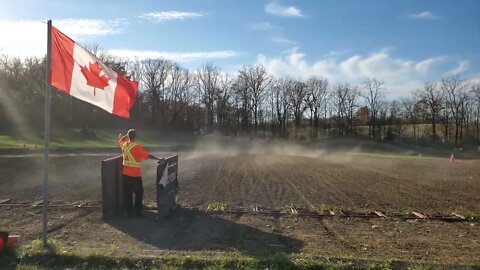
[42, 19, 52, 247]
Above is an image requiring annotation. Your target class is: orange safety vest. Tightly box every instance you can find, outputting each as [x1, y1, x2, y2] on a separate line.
[122, 142, 140, 168]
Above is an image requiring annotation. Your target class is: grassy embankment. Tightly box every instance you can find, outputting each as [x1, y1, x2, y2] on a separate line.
[1, 239, 478, 270]
[0, 129, 197, 150]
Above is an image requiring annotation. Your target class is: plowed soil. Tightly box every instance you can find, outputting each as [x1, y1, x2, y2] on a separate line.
[1, 138, 479, 264]
[179, 153, 480, 214]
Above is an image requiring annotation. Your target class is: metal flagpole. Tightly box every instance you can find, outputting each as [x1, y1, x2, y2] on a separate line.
[42, 19, 52, 247]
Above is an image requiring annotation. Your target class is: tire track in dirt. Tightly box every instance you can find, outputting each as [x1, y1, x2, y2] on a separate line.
[320, 219, 357, 251]
[48, 210, 96, 234]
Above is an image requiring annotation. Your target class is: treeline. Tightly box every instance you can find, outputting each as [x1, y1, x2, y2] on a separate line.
[1, 52, 480, 145]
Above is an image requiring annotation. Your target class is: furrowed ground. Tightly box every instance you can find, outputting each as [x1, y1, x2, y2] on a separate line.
[1, 137, 479, 267]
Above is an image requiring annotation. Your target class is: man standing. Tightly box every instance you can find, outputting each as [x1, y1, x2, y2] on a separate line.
[118, 129, 162, 218]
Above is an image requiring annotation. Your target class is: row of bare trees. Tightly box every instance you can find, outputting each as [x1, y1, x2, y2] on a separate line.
[411, 76, 480, 144]
[1, 53, 480, 144]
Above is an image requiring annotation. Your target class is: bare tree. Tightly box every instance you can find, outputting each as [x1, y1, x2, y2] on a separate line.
[232, 75, 251, 132]
[166, 64, 192, 126]
[377, 101, 390, 139]
[141, 59, 171, 126]
[362, 78, 386, 138]
[330, 83, 349, 135]
[472, 83, 480, 141]
[196, 63, 221, 132]
[271, 78, 292, 137]
[414, 82, 444, 141]
[388, 100, 401, 123]
[305, 76, 328, 138]
[441, 75, 469, 145]
[347, 86, 360, 135]
[385, 100, 403, 140]
[400, 96, 420, 140]
[330, 83, 359, 135]
[238, 65, 271, 133]
[288, 79, 308, 137]
[216, 74, 234, 132]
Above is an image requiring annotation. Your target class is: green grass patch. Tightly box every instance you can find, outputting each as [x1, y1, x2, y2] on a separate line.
[2, 239, 479, 270]
[2, 253, 301, 270]
[20, 238, 73, 256]
[3, 251, 478, 270]
[0, 135, 43, 149]
[315, 204, 338, 214]
[207, 202, 228, 212]
[455, 209, 476, 221]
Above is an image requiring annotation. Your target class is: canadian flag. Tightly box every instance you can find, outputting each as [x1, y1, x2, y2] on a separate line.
[49, 26, 138, 118]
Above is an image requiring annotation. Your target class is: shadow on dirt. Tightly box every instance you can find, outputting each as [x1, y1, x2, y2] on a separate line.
[106, 207, 304, 257]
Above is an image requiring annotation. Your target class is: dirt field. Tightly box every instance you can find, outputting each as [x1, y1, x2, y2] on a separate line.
[1, 138, 479, 264]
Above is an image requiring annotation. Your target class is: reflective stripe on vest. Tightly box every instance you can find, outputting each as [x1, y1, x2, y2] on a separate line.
[122, 142, 141, 168]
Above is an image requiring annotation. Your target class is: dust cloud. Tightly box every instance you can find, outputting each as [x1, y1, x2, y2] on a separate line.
[0, 155, 106, 201]
[184, 135, 360, 164]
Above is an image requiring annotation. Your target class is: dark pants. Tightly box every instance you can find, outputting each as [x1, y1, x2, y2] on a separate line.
[123, 175, 143, 217]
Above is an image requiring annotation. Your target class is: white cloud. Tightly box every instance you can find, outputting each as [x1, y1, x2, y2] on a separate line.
[249, 22, 295, 47]
[250, 22, 278, 31]
[0, 19, 126, 58]
[55, 19, 126, 38]
[140, 11, 203, 23]
[470, 74, 480, 85]
[0, 18, 239, 63]
[446, 60, 469, 75]
[108, 49, 241, 62]
[265, 1, 303, 17]
[324, 49, 352, 58]
[271, 36, 296, 46]
[409, 11, 441, 20]
[256, 47, 457, 97]
[415, 56, 447, 73]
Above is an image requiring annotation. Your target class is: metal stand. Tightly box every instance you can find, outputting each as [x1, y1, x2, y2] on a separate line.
[101, 156, 123, 219]
[156, 155, 179, 220]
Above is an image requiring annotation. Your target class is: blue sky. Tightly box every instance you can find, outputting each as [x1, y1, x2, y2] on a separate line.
[0, 0, 479, 96]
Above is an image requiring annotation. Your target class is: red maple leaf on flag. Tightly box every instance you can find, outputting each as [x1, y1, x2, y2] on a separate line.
[80, 62, 110, 96]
